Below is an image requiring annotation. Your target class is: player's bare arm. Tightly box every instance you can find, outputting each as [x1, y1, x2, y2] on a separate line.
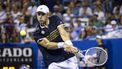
[57, 24, 78, 53]
[37, 38, 58, 49]
[57, 24, 71, 42]
[37, 37, 77, 53]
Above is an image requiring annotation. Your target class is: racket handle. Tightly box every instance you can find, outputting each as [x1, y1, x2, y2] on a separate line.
[75, 50, 84, 58]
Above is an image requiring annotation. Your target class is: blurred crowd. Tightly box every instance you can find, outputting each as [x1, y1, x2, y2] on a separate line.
[0, 0, 122, 43]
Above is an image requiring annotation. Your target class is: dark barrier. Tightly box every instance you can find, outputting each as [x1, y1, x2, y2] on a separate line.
[0, 38, 122, 69]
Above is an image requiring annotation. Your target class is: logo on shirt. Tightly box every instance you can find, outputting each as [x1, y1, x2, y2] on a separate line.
[41, 30, 45, 34]
[60, 21, 63, 24]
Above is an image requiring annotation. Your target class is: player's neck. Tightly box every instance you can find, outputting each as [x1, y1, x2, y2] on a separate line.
[40, 19, 49, 28]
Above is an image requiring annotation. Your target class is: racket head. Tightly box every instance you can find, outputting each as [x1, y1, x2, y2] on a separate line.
[85, 47, 108, 66]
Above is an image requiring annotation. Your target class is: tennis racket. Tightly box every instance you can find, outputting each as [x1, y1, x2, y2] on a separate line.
[76, 47, 108, 67]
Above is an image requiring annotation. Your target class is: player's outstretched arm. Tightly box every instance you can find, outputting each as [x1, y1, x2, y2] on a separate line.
[37, 38, 78, 53]
[37, 38, 59, 49]
[57, 24, 80, 53]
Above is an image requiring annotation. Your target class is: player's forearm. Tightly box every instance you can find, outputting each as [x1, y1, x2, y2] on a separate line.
[60, 30, 70, 41]
[37, 38, 64, 49]
[45, 42, 59, 49]
[38, 38, 78, 53]
[45, 42, 78, 54]
[58, 25, 73, 46]
[58, 25, 70, 41]
[40, 41, 64, 49]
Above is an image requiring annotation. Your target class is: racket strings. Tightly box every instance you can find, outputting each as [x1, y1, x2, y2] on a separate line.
[78, 47, 108, 67]
[96, 50, 102, 63]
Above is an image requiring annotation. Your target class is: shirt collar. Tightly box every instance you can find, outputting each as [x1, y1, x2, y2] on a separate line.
[40, 20, 49, 28]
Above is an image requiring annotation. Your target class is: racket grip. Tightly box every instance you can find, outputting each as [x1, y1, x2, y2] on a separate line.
[75, 50, 84, 58]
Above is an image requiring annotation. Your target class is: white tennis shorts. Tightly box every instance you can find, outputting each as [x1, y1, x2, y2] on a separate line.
[48, 56, 79, 69]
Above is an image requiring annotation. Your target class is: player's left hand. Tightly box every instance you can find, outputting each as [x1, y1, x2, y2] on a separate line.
[71, 46, 79, 54]
[63, 44, 78, 54]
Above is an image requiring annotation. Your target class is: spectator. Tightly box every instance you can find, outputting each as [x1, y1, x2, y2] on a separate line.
[79, 1, 93, 17]
[105, 20, 118, 33]
[71, 19, 83, 40]
[4, 13, 19, 42]
[89, 13, 105, 28]
[0, 2, 7, 24]
[52, 5, 63, 19]
[63, 8, 74, 23]
[80, 26, 96, 39]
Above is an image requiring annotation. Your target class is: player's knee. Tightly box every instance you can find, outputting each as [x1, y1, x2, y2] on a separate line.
[48, 63, 58, 69]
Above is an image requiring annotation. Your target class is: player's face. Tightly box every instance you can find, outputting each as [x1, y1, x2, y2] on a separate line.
[36, 12, 48, 24]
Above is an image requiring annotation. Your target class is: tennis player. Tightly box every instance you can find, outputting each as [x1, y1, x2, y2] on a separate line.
[33, 5, 79, 69]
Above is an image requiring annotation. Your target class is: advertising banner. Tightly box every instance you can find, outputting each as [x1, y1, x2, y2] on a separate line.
[0, 46, 34, 69]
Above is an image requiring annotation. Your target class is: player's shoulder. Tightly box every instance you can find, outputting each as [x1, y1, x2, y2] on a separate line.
[50, 15, 59, 18]
[50, 15, 61, 21]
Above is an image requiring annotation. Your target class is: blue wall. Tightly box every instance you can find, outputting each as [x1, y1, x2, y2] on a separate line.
[73, 38, 122, 69]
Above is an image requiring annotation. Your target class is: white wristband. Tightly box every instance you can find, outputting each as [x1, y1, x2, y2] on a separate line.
[65, 40, 73, 46]
[57, 42, 64, 48]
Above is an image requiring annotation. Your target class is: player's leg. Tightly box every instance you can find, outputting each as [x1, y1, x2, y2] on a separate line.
[48, 56, 79, 69]
[48, 63, 62, 69]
